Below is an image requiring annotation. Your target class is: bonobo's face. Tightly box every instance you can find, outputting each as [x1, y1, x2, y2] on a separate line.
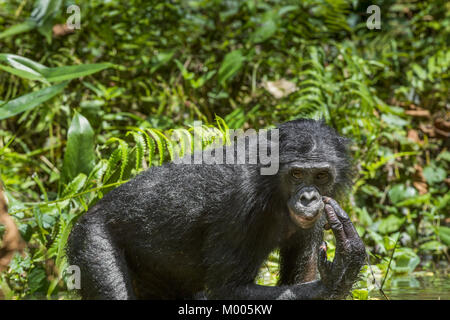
[283, 161, 336, 229]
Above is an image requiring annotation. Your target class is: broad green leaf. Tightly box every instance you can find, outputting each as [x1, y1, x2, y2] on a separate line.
[423, 165, 446, 184]
[251, 11, 278, 43]
[438, 226, 450, 246]
[0, 0, 59, 40]
[0, 54, 113, 82]
[32, 0, 64, 42]
[396, 193, 430, 207]
[437, 151, 450, 162]
[419, 240, 445, 252]
[393, 248, 420, 274]
[0, 81, 68, 120]
[61, 113, 95, 186]
[41, 63, 113, 82]
[388, 184, 417, 204]
[218, 50, 245, 86]
[355, 207, 373, 227]
[0, 53, 48, 81]
[0, 21, 37, 40]
[378, 214, 405, 234]
[412, 63, 427, 80]
[30, 0, 63, 23]
[381, 113, 408, 127]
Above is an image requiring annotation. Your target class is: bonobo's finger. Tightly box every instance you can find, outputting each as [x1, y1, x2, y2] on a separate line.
[323, 197, 358, 239]
[324, 204, 346, 244]
[317, 242, 331, 277]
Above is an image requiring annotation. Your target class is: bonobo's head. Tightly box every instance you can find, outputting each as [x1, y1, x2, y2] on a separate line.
[277, 119, 352, 229]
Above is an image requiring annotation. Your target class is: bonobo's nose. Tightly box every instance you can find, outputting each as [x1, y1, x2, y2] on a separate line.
[300, 191, 319, 207]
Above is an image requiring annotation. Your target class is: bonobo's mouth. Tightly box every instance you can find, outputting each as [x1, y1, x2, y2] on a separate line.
[288, 201, 324, 229]
[289, 209, 321, 229]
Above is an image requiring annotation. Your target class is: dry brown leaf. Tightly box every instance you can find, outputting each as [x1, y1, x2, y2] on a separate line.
[407, 129, 421, 143]
[0, 186, 25, 272]
[413, 164, 428, 195]
[445, 178, 450, 187]
[405, 109, 431, 118]
[413, 181, 428, 195]
[52, 24, 75, 37]
[434, 118, 450, 139]
[435, 118, 450, 130]
[419, 123, 435, 137]
[263, 79, 297, 99]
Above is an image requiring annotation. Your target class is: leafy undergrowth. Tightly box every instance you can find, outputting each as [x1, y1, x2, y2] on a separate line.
[0, 0, 448, 299]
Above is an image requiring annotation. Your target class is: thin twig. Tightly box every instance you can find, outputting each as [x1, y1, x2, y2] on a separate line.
[380, 233, 401, 297]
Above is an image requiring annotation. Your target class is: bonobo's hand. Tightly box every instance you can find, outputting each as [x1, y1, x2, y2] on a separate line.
[318, 197, 366, 299]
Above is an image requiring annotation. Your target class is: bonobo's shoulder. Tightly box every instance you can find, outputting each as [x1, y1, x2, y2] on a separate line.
[139, 160, 240, 176]
[122, 161, 245, 191]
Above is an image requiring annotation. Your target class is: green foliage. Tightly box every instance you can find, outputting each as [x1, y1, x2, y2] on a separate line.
[0, 0, 448, 299]
[60, 113, 95, 186]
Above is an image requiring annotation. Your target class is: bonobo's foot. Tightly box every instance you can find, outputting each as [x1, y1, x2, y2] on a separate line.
[318, 197, 366, 299]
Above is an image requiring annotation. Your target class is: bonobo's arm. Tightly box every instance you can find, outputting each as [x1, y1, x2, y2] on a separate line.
[278, 220, 324, 285]
[209, 197, 365, 300]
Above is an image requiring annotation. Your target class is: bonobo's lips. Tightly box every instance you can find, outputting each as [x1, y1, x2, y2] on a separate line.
[288, 204, 324, 229]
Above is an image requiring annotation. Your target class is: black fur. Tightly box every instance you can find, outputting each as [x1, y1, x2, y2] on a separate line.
[66, 119, 364, 299]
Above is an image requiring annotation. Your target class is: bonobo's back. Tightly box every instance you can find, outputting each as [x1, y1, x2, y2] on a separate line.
[66, 157, 249, 298]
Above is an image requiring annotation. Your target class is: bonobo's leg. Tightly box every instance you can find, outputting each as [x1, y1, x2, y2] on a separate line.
[67, 220, 136, 299]
[207, 198, 365, 300]
[278, 219, 324, 285]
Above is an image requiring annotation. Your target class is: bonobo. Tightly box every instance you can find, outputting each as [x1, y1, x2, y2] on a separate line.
[67, 119, 366, 299]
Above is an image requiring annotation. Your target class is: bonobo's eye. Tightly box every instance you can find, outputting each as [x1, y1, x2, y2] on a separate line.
[291, 169, 303, 179]
[315, 171, 330, 184]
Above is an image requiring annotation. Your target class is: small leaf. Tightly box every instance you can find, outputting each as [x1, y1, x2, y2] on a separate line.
[438, 226, 450, 246]
[423, 165, 446, 184]
[28, 267, 48, 294]
[251, 11, 278, 43]
[151, 50, 175, 73]
[105, 138, 129, 181]
[218, 50, 245, 86]
[147, 129, 165, 165]
[61, 173, 87, 197]
[126, 132, 146, 170]
[352, 289, 368, 300]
